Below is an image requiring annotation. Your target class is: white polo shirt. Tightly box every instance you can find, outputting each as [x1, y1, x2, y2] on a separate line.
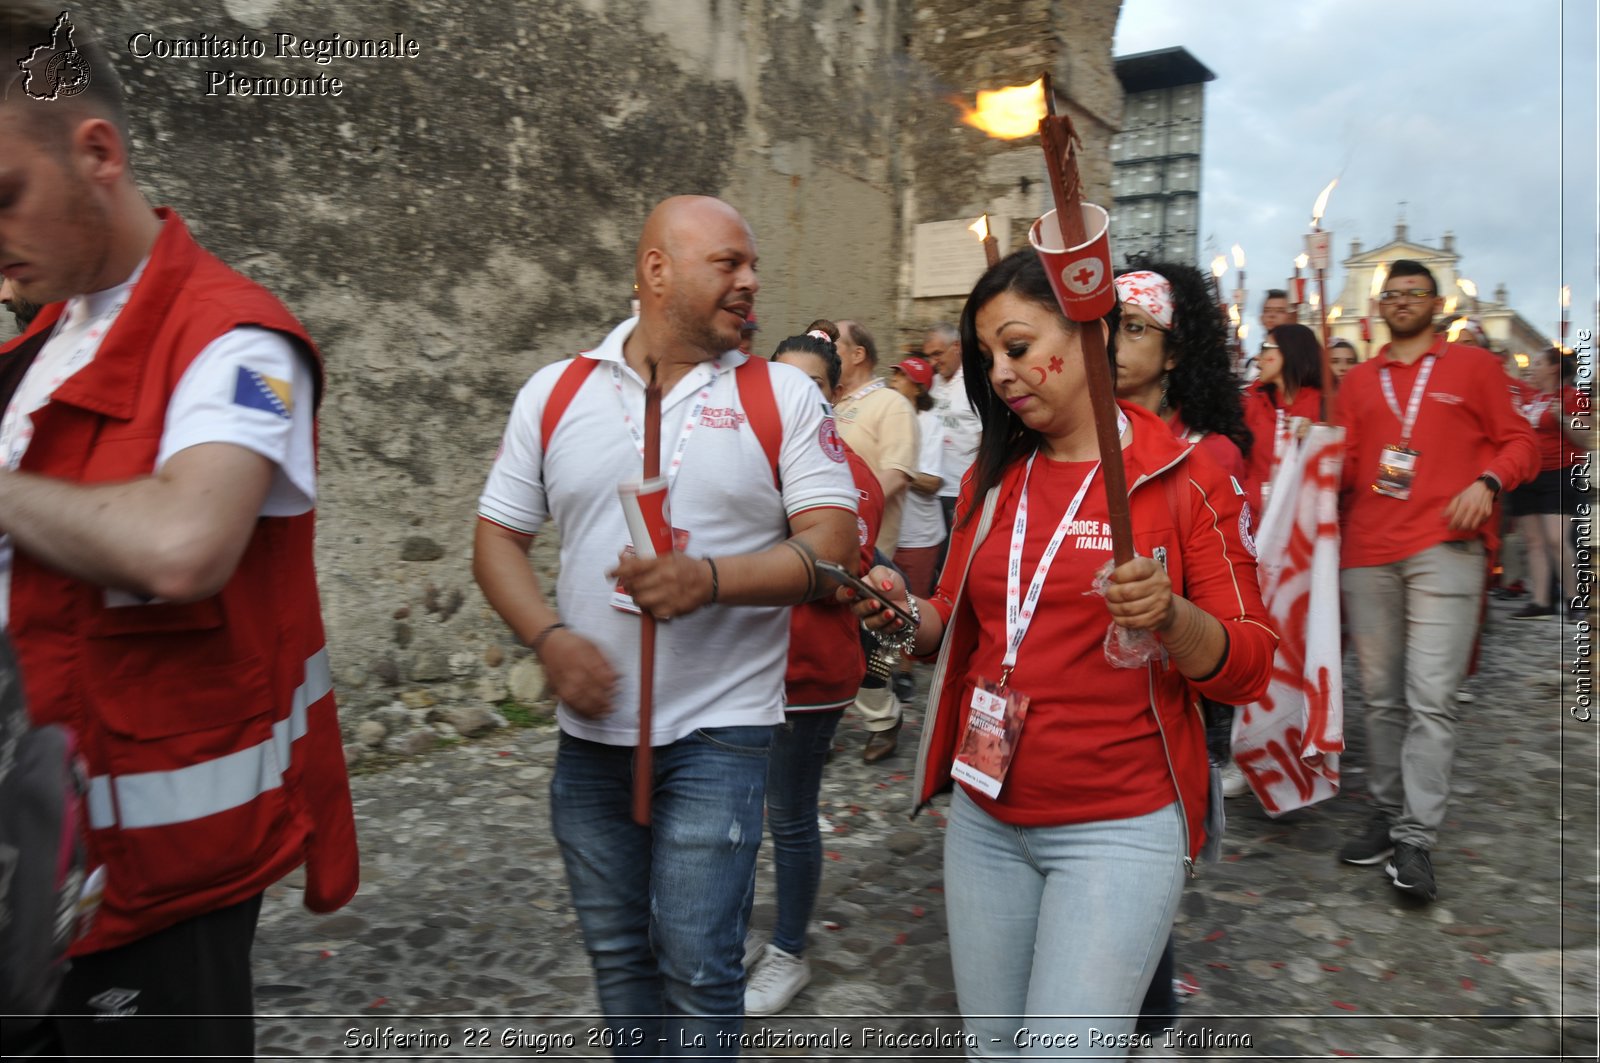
[479, 317, 858, 745]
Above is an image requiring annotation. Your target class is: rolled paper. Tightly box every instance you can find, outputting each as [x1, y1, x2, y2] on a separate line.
[618, 476, 673, 558]
[1028, 204, 1115, 323]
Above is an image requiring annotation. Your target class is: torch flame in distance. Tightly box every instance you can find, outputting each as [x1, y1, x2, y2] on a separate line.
[1369, 265, 1388, 300]
[1232, 244, 1246, 269]
[1443, 295, 1459, 315]
[1329, 305, 1343, 322]
[1238, 322, 1251, 342]
[1446, 316, 1470, 342]
[1561, 284, 1571, 308]
[1457, 277, 1478, 298]
[1310, 291, 1321, 309]
[1211, 255, 1228, 279]
[1295, 253, 1310, 271]
[1310, 178, 1338, 228]
[1228, 304, 1241, 326]
[969, 214, 990, 241]
[960, 77, 1047, 139]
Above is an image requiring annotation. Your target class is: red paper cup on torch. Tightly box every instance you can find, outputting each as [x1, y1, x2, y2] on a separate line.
[1028, 204, 1116, 324]
[618, 476, 674, 559]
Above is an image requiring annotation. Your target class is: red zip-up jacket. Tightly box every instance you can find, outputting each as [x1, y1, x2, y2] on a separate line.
[1334, 337, 1539, 569]
[911, 402, 1277, 861]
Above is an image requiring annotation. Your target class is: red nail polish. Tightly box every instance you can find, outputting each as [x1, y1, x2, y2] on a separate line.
[881, 580, 892, 590]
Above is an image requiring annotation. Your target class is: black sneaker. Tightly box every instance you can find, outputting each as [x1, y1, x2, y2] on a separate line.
[1385, 842, 1437, 900]
[1510, 602, 1555, 620]
[1338, 815, 1394, 865]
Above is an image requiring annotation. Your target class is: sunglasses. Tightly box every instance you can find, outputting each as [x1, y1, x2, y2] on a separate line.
[1378, 288, 1436, 303]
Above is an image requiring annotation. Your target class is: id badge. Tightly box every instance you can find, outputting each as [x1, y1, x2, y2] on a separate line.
[950, 678, 1031, 799]
[610, 528, 692, 613]
[1372, 444, 1420, 500]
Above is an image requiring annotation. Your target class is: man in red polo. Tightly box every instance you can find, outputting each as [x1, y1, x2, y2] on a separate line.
[1333, 259, 1537, 901]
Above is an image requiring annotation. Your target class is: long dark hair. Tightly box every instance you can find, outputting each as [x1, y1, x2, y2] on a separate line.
[955, 249, 1080, 526]
[1265, 323, 1324, 403]
[1111, 259, 1252, 460]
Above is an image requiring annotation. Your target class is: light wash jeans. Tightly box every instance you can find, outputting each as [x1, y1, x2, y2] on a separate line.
[551, 726, 773, 1060]
[1342, 539, 1486, 849]
[944, 788, 1187, 1060]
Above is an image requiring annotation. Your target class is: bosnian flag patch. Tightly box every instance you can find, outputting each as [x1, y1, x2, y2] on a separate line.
[233, 366, 293, 418]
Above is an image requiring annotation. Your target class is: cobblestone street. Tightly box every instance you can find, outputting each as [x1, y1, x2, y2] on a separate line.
[253, 598, 1598, 1061]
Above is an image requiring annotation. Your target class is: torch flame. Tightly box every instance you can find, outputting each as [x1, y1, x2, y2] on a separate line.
[1514, 352, 1530, 368]
[1329, 305, 1343, 322]
[969, 214, 990, 241]
[1232, 244, 1246, 269]
[1457, 277, 1478, 298]
[1211, 255, 1227, 279]
[1443, 295, 1459, 315]
[1228, 304, 1241, 326]
[1310, 178, 1338, 227]
[1369, 265, 1388, 299]
[1238, 323, 1251, 342]
[1295, 253, 1309, 271]
[1310, 291, 1321, 309]
[1561, 284, 1571, 309]
[960, 77, 1047, 140]
[1446, 317, 1470, 342]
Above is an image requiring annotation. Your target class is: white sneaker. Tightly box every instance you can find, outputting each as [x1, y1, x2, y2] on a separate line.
[744, 944, 810, 1016]
[1220, 760, 1248, 798]
[742, 929, 764, 972]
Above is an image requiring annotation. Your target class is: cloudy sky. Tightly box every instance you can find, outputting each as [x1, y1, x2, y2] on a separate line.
[1113, 0, 1597, 342]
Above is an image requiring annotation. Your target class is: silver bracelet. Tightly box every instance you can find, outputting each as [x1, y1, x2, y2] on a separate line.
[870, 591, 921, 655]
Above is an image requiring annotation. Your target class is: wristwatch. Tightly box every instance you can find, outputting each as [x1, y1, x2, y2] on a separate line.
[1476, 474, 1501, 499]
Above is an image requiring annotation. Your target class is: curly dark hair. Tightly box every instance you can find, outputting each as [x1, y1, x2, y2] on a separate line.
[772, 333, 842, 391]
[955, 249, 1083, 526]
[1111, 259, 1253, 460]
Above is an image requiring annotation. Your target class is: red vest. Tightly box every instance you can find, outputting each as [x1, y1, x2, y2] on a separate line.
[0, 210, 358, 954]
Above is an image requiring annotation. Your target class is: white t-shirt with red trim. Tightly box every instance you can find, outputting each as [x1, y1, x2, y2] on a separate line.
[478, 317, 858, 745]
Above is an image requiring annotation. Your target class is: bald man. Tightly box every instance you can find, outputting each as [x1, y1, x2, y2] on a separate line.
[475, 195, 857, 1054]
[0, 5, 356, 1057]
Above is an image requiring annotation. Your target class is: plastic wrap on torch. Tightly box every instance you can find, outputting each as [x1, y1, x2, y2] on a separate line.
[1027, 204, 1116, 323]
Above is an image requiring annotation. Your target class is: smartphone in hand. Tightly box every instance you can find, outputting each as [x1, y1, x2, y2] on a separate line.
[814, 560, 917, 630]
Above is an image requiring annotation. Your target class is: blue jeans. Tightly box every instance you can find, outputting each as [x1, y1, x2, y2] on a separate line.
[551, 727, 773, 1060]
[763, 709, 843, 956]
[944, 788, 1186, 1059]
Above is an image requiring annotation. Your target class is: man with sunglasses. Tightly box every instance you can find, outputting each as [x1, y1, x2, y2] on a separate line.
[1332, 260, 1537, 901]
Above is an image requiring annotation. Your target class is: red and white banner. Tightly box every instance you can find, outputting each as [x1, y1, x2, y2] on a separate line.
[1234, 423, 1346, 815]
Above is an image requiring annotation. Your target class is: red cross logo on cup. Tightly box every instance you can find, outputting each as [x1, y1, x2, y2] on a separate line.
[1062, 257, 1104, 295]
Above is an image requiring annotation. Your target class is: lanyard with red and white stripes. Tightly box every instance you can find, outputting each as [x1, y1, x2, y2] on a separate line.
[609, 361, 719, 490]
[1378, 355, 1437, 447]
[1003, 452, 1100, 684]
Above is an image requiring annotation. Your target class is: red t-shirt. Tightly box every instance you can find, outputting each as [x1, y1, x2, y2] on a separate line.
[1335, 338, 1539, 569]
[956, 455, 1172, 826]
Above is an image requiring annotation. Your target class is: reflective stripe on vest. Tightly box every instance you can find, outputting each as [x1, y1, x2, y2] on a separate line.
[85, 648, 333, 830]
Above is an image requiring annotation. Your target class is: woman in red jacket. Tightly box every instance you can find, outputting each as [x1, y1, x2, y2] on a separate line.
[851, 251, 1276, 1056]
[743, 331, 885, 1017]
[1243, 322, 1324, 511]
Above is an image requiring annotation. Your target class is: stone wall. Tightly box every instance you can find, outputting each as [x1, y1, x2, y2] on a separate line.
[7, 0, 1121, 749]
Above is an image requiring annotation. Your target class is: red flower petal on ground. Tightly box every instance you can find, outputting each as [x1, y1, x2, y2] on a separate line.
[1203, 929, 1225, 942]
[369, 997, 388, 1009]
[1461, 978, 1476, 991]
[894, 932, 908, 945]
[1270, 962, 1286, 969]
[826, 851, 842, 861]
[1205, 962, 1230, 969]
[1332, 1000, 1357, 1011]
[912, 906, 926, 918]
[1332, 937, 1351, 947]
[1321, 964, 1343, 972]
[1473, 953, 1494, 965]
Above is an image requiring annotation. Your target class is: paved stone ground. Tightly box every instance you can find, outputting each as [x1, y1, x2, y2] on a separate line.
[253, 597, 1598, 1061]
